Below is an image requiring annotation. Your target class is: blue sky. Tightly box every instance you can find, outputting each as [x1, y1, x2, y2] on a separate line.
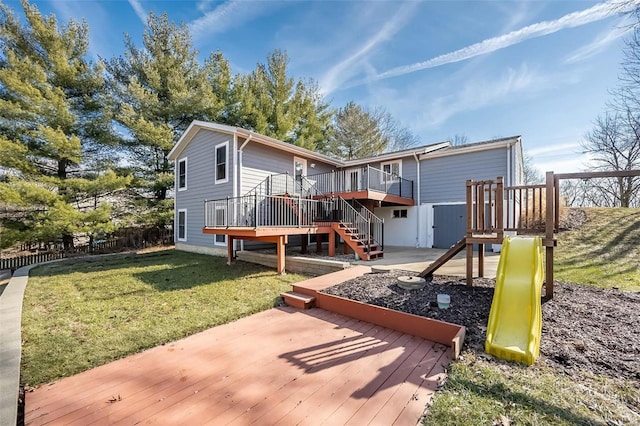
[8, 0, 638, 173]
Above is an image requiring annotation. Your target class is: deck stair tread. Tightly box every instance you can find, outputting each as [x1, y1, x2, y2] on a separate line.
[281, 291, 316, 309]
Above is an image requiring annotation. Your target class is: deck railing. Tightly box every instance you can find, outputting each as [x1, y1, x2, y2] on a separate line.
[307, 165, 413, 199]
[205, 194, 334, 228]
[245, 172, 321, 199]
[204, 194, 383, 249]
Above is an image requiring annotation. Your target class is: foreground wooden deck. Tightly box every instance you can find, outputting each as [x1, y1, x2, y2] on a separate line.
[26, 307, 451, 425]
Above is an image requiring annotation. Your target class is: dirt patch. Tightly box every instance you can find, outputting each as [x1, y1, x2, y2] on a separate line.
[322, 270, 640, 382]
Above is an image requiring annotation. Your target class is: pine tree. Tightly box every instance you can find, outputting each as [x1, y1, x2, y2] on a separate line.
[328, 102, 388, 160]
[0, 0, 129, 249]
[327, 102, 418, 160]
[106, 12, 224, 226]
[235, 50, 332, 150]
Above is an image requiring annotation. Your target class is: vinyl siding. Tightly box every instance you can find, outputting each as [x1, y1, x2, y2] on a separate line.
[174, 129, 234, 248]
[241, 142, 335, 194]
[420, 148, 508, 203]
[366, 155, 417, 199]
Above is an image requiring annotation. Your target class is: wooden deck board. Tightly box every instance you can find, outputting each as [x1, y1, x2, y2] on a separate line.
[25, 308, 453, 425]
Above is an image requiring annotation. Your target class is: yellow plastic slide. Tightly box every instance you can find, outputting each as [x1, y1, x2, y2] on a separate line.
[485, 236, 544, 365]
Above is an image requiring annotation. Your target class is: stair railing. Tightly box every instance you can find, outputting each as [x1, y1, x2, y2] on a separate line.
[332, 196, 373, 254]
[350, 198, 384, 250]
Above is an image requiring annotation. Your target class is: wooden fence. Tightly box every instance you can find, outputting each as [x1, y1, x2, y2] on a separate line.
[1, 227, 174, 272]
[0, 251, 66, 271]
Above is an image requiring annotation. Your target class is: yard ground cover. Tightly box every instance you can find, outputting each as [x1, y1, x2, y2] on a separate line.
[21, 249, 306, 387]
[555, 207, 640, 290]
[425, 208, 640, 425]
[324, 207, 640, 425]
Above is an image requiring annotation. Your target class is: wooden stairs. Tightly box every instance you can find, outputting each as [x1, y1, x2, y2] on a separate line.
[332, 222, 383, 261]
[280, 291, 315, 309]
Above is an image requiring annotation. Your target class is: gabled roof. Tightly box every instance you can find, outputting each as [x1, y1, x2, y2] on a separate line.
[167, 121, 521, 166]
[419, 136, 521, 160]
[167, 121, 342, 166]
[342, 141, 451, 166]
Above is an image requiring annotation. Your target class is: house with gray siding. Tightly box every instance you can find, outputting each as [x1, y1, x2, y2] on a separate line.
[167, 121, 522, 270]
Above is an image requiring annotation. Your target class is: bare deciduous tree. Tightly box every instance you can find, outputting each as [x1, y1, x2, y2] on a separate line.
[448, 134, 469, 146]
[523, 151, 544, 184]
[581, 112, 640, 207]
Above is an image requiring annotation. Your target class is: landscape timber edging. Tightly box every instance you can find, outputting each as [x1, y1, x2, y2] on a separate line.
[314, 292, 466, 359]
[236, 251, 351, 276]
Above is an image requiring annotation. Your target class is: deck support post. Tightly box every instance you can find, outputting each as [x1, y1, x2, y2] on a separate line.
[301, 235, 308, 254]
[465, 243, 473, 286]
[315, 234, 323, 254]
[545, 171, 555, 298]
[478, 243, 484, 278]
[328, 231, 336, 257]
[227, 236, 235, 266]
[276, 235, 286, 274]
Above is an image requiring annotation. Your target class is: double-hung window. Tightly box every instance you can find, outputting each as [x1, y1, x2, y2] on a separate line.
[215, 141, 228, 184]
[177, 209, 187, 241]
[214, 207, 226, 245]
[177, 158, 187, 190]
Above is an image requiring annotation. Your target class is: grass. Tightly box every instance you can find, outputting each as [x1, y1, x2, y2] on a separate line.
[21, 249, 306, 387]
[554, 207, 640, 290]
[427, 353, 639, 425]
[427, 207, 640, 425]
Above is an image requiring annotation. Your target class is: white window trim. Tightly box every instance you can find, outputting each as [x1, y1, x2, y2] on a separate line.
[380, 159, 402, 183]
[177, 157, 187, 191]
[213, 206, 227, 246]
[215, 141, 229, 184]
[177, 209, 187, 242]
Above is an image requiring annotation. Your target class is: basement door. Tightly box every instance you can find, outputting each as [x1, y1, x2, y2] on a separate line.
[432, 204, 465, 249]
[433, 204, 492, 251]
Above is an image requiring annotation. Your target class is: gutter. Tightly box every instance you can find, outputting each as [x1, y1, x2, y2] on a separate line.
[237, 133, 253, 197]
[237, 133, 252, 252]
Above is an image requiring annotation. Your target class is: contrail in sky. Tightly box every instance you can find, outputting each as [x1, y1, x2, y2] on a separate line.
[371, 0, 635, 82]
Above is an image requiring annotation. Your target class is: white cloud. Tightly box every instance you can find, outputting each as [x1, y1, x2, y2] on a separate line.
[565, 21, 632, 64]
[527, 143, 582, 156]
[128, 0, 147, 24]
[188, 0, 279, 40]
[418, 64, 539, 128]
[371, 0, 631, 83]
[319, 2, 419, 95]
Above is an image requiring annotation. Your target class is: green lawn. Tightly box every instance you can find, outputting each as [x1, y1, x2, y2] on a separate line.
[21, 249, 306, 387]
[427, 207, 640, 425]
[555, 207, 640, 290]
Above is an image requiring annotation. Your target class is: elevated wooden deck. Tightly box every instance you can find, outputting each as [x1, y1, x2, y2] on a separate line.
[26, 307, 452, 425]
[316, 190, 414, 206]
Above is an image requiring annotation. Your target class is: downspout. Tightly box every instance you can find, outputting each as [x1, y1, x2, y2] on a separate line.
[237, 133, 253, 252]
[237, 133, 253, 196]
[413, 152, 421, 248]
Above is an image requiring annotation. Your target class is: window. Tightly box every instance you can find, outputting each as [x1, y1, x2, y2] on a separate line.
[177, 158, 187, 190]
[392, 209, 407, 219]
[215, 141, 228, 183]
[214, 207, 227, 245]
[177, 209, 187, 241]
[380, 160, 402, 182]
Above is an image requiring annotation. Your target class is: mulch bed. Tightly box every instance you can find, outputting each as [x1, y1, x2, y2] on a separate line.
[321, 271, 640, 382]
